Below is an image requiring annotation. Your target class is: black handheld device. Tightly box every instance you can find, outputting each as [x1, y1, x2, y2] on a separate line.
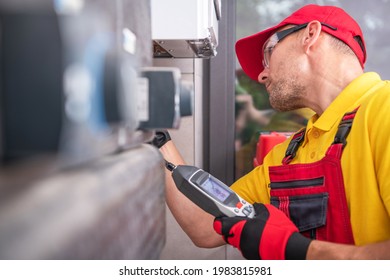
[170, 164, 255, 218]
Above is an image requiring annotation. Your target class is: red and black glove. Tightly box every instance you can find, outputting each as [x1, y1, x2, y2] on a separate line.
[213, 203, 312, 260]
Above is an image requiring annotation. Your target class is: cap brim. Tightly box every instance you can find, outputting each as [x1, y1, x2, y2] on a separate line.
[235, 22, 288, 81]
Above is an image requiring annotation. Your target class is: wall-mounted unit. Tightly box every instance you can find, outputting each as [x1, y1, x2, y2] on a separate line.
[151, 0, 220, 58]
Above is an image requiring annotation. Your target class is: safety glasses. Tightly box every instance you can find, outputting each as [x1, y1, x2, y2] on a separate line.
[262, 22, 337, 69]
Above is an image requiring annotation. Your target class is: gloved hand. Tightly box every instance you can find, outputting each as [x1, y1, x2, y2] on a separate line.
[150, 130, 171, 148]
[213, 203, 312, 260]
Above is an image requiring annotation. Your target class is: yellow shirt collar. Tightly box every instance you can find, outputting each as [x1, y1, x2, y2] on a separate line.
[308, 72, 382, 132]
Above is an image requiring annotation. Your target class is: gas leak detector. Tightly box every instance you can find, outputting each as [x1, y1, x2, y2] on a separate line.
[167, 162, 255, 218]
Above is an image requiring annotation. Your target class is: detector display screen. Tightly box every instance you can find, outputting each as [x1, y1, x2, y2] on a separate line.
[199, 177, 231, 203]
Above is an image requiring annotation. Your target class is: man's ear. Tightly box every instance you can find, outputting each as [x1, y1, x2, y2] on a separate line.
[301, 20, 322, 53]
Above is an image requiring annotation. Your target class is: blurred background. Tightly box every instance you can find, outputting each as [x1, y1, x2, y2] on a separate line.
[234, 0, 390, 179]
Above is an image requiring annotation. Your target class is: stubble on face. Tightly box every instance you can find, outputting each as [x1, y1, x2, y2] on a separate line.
[267, 60, 307, 112]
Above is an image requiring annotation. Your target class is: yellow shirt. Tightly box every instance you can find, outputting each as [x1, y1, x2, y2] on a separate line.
[231, 72, 390, 246]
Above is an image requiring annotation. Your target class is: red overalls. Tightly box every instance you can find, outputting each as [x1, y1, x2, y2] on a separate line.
[268, 109, 358, 244]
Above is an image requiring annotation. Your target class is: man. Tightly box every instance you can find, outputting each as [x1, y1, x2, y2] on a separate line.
[156, 4, 390, 259]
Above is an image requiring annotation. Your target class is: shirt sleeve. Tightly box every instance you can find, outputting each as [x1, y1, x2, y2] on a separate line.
[230, 140, 289, 205]
[230, 164, 270, 204]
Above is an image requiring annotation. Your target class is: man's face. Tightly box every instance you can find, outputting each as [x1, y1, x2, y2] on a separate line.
[260, 26, 308, 112]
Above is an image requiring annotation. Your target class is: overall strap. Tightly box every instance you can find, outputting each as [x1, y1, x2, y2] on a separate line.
[282, 107, 360, 165]
[332, 107, 359, 146]
[282, 128, 305, 165]
[325, 107, 360, 159]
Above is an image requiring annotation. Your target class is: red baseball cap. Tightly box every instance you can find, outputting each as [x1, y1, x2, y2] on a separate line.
[236, 4, 366, 81]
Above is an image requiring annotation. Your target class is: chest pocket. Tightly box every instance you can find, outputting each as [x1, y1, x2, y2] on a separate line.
[269, 177, 328, 234]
